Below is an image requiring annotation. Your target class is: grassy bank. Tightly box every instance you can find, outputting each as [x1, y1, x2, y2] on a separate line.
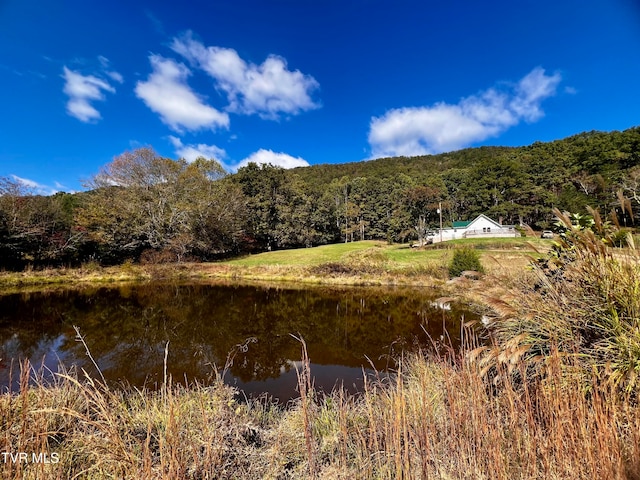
[0, 237, 547, 293]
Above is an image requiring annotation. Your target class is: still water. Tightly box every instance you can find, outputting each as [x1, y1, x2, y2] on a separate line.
[0, 282, 478, 401]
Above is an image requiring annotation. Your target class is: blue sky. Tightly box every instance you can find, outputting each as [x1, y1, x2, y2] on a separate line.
[1, 0, 640, 194]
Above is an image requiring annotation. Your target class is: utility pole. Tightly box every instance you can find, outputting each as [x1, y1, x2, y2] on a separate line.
[344, 184, 348, 243]
[438, 202, 443, 244]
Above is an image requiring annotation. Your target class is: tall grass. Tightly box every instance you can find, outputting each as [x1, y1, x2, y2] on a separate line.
[477, 209, 640, 393]
[2, 347, 640, 479]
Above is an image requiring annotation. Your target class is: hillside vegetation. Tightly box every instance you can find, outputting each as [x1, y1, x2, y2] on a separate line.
[1, 126, 639, 268]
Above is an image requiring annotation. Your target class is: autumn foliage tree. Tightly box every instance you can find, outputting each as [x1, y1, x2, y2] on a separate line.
[0, 177, 80, 268]
[76, 147, 247, 263]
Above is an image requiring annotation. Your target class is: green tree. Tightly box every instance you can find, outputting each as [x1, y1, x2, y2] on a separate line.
[234, 163, 290, 249]
[405, 182, 447, 244]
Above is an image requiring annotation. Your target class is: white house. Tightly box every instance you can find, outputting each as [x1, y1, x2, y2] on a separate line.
[428, 214, 518, 244]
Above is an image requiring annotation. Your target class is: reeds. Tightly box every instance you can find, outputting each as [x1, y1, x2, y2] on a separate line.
[478, 209, 640, 393]
[2, 343, 639, 479]
[0, 361, 269, 479]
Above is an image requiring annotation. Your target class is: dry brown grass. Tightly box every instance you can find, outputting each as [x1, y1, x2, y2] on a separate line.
[0, 363, 276, 479]
[2, 343, 640, 479]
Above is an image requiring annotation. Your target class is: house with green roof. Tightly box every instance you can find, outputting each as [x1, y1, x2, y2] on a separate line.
[452, 220, 472, 229]
[428, 214, 518, 244]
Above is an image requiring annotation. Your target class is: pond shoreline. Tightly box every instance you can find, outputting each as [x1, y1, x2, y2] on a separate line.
[0, 261, 446, 291]
[0, 258, 514, 322]
[0, 239, 538, 301]
[1, 281, 477, 401]
[2, 337, 635, 479]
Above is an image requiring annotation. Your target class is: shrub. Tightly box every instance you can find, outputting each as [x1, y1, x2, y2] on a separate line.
[310, 262, 354, 276]
[448, 247, 484, 278]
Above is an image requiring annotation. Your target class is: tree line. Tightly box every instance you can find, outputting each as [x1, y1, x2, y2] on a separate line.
[1, 127, 639, 268]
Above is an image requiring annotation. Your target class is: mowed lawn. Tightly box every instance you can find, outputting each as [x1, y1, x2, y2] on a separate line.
[223, 240, 386, 266]
[222, 237, 548, 274]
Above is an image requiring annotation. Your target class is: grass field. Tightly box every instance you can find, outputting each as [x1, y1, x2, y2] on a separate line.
[226, 237, 547, 266]
[224, 240, 385, 266]
[0, 236, 547, 292]
[219, 236, 546, 282]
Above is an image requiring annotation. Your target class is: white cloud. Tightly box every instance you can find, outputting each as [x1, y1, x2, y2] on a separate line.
[106, 71, 124, 84]
[62, 66, 117, 122]
[97, 55, 110, 68]
[168, 137, 306, 172]
[135, 55, 230, 132]
[97, 56, 123, 83]
[10, 175, 60, 195]
[168, 136, 227, 163]
[236, 149, 309, 169]
[368, 67, 562, 158]
[11, 175, 40, 189]
[171, 32, 320, 119]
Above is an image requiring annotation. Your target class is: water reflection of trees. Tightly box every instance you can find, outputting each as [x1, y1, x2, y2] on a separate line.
[0, 283, 476, 389]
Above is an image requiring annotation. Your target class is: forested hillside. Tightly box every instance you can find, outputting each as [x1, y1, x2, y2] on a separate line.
[292, 127, 640, 225]
[1, 127, 639, 268]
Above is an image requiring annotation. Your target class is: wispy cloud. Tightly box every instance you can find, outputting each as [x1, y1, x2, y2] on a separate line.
[0, 63, 24, 76]
[135, 55, 230, 132]
[106, 71, 124, 83]
[11, 175, 61, 195]
[368, 67, 562, 158]
[98, 56, 124, 84]
[171, 31, 320, 119]
[145, 9, 165, 34]
[62, 66, 118, 122]
[236, 149, 309, 169]
[168, 136, 227, 163]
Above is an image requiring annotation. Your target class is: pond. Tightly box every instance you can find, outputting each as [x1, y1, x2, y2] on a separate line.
[0, 282, 479, 401]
